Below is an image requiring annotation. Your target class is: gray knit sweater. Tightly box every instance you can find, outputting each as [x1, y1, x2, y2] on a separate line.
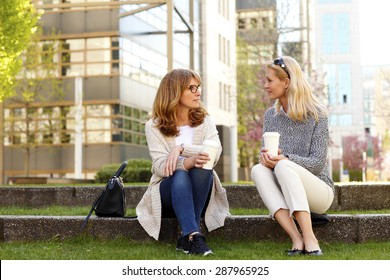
[263, 107, 334, 192]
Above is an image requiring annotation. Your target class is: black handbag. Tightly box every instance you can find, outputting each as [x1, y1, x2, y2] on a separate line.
[311, 212, 329, 226]
[80, 161, 128, 230]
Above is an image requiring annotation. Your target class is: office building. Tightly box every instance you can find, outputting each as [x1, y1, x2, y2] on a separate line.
[314, 0, 364, 176]
[2, 0, 237, 182]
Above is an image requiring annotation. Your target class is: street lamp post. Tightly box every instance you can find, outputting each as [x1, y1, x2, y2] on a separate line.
[362, 151, 367, 182]
[74, 77, 83, 179]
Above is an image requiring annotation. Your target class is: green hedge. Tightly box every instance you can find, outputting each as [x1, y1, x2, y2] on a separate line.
[95, 159, 152, 183]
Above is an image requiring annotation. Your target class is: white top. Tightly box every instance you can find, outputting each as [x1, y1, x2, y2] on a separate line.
[175, 125, 194, 146]
[176, 125, 194, 160]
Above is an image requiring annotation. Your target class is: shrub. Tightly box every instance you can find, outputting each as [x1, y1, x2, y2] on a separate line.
[122, 158, 152, 183]
[95, 159, 152, 183]
[94, 164, 120, 183]
[349, 169, 363, 182]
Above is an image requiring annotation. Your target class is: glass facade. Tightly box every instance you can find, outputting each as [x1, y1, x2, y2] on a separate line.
[329, 114, 352, 127]
[6, 31, 148, 147]
[321, 13, 350, 54]
[8, 1, 199, 149]
[4, 104, 148, 146]
[324, 63, 351, 105]
[122, 38, 166, 88]
[61, 37, 119, 77]
[5, 0, 204, 179]
[338, 64, 352, 104]
[119, 2, 200, 75]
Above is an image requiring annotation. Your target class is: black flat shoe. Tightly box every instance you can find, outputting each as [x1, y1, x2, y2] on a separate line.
[304, 249, 323, 256]
[286, 249, 304, 256]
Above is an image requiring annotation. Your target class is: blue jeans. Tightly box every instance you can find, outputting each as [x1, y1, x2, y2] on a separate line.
[160, 168, 213, 236]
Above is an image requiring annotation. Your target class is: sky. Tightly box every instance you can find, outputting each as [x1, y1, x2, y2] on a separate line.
[359, 0, 390, 66]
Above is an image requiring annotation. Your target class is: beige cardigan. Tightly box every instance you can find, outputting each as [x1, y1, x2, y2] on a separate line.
[136, 115, 230, 240]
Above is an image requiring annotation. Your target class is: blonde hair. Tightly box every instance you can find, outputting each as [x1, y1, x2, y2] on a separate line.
[267, 56, 327, 122]
[151, 68, 207, 136]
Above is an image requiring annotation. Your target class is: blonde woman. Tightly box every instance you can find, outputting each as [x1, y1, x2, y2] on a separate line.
[136, 68, 229, 256]
[251, 56, 334, 256]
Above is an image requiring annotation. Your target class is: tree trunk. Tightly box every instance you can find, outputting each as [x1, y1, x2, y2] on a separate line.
[24, 147, 30, 177]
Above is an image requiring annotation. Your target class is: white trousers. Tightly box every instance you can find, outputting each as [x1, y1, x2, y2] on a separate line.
[251, 159, 334, 217]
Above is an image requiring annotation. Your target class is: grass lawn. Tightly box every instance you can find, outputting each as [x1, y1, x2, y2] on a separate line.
[1, 206, 390, 260]
[2, 235, 390, 260]
[2, 206, 390, 216]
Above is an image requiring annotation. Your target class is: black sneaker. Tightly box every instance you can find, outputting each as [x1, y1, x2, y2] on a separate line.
[188, 234, 213, 256]
[176, 236, 191, 254]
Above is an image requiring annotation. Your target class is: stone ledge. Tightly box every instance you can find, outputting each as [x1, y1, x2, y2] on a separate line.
[1, 183, 390, 210]
[2, 214, 390, 243]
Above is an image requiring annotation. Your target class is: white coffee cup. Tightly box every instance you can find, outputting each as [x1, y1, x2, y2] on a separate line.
[263, 132, 280, 156]
[201, 140, 219, 170]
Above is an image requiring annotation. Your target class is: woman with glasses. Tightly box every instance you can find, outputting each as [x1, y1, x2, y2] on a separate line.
[136, 68, 229, 256]
[251, 56, 334, 256]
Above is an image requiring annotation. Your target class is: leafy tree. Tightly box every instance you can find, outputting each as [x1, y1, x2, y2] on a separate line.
[343, 135, 383, 171]
[236, 38, 272, 179]
[383, 129, 390, 152]
[236, 1, 327, 180]
[0, 0, 40, 100]
[378, 68, 390, 150]
[5, 27, 64, 176]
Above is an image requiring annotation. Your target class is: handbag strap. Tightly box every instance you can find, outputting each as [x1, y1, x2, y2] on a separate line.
[79, 192, 104, 231]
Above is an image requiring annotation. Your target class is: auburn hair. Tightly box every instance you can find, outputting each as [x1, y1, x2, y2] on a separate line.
[151, 68, 207, 136]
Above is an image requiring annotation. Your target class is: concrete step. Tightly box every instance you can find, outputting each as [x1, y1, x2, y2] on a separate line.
[1, 182, 390, 210]
[2, 183, 390, 244]
[1, 214, 390, 243]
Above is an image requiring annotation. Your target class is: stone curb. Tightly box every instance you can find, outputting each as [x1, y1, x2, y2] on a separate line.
[2, 214, 390, 243]
[2, 183, 390, 244]
[1, 183, 390, 210]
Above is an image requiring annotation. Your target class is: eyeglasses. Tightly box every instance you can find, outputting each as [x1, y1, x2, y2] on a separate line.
[273, 57, 290, 78]
[187, 85, 202, 93]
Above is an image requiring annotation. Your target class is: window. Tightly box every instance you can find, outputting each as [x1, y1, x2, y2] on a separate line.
[61, 42, 70, 76]
[56, 36, 120, 77]
[339, 114, 352, 126]
[262, 16, 271, 29]
[219, 82, 231, 111]
[337, 14, 350, 53]
[111, 38, 119, 69]
[250, 18, 257, 29]
[238, 18, 245, 29]
[4, 104, 148, 146]
[321, 13, 350, 54]
[338, 64, 351, 104]
[324, 63, 351, 105]
[218, 34, 230, 66]
[329, 114, 352, 127]
[218, 0, 229, 19]
[42, 43, 54, 64]
[122, 39, 166, 87]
